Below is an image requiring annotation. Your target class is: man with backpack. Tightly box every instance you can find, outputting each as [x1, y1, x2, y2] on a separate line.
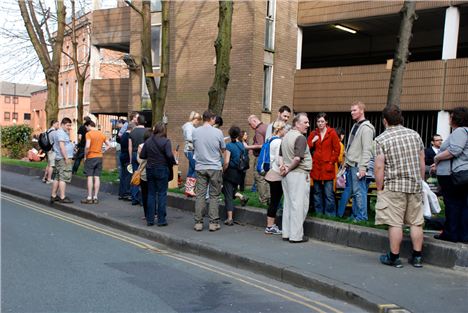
[40, 120, 59, 184]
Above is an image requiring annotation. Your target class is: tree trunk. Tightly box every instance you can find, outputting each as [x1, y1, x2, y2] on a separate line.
[77, 78, 85, 123]
[45, 77, 59, 125]
[386, 0, 417, 108]
[208, 0, 233, 116]
[154, 0, 170, 124]
[18, 0, 66, 126]
[140, 0, 159, 125]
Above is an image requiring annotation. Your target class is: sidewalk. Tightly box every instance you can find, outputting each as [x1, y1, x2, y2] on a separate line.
[2, 170, 468, 313]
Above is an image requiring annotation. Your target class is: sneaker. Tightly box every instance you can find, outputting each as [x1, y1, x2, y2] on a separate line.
[81, 198, 93, 204]
[265, 225, 282, 235]
[50, 196, 60, 203]
[209, 223, 221, 232]
[380, 253, 403, 268]
[59, 197, 74, 204]
[409, 256, 423, 268]
[194, 223, 203, 231]
[93, 198, 99, 204]
[224, 219, 234, 226]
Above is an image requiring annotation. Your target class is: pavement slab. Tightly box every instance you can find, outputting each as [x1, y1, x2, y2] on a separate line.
[2, 170, 468, 313]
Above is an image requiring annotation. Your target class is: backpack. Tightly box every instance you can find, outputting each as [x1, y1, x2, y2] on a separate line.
[38, 130, 54, 152]
[233, 142, 249, 171]
[256, 136, 279, 175]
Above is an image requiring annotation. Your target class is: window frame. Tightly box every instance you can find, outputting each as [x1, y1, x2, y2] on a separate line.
[4, 112, 10, 121]
[262, 64, 274, 112]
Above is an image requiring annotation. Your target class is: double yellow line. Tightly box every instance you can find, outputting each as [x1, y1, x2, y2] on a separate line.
[2, 193, 344, 313]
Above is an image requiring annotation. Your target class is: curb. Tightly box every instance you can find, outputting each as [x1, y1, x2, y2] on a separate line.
[2, 163, 467, 269]
[1, 185, 386, 313]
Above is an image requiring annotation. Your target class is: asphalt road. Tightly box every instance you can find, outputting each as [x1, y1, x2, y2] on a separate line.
[1, 194, 365, 313]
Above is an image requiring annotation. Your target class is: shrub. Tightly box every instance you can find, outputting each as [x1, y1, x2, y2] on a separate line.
[1, 124, 33, 159]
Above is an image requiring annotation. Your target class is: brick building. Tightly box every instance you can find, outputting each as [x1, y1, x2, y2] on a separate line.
[86, 0, 467, 177]
[0, 82, 45, 128]
[58, 10, 128, 142]
[30, 87, 48, 135]
[90, 0, 298, 177]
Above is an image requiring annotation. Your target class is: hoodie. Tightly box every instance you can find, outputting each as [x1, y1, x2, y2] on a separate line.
[345, 120, 375, 172]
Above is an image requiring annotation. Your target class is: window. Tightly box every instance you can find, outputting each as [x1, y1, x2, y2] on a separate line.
[151, 0, 162, 12]
[12, 112, 18, 120]
[13, 96, 18, 104]
[5, 96, 10, 103]
[262, 64, 273, 112]
[265, 0, 276, 50]
[142, 24, 162, 103]
[151, 25, 161, 67]
[4, 112, 10, 121]
[24, 113, 31, 120]
[60, 83, 64, 107]
[65, 81, 69, 106]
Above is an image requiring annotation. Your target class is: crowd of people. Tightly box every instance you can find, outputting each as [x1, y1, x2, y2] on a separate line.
[40, 103, 467, 267]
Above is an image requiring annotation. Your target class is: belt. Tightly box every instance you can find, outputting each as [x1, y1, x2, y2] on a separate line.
[346, 162, 359, 168]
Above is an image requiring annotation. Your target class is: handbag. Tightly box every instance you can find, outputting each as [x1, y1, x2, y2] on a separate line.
[130, 170, 141, 186]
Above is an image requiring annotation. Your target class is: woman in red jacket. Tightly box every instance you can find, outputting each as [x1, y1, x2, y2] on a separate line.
[307, 113, 341, 216]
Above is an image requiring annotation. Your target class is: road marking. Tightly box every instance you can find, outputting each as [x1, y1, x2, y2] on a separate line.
[3, 194, 347, 313]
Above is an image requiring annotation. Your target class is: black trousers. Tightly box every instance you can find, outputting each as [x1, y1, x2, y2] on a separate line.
[140, 180, 148, 218]
[438, 175, 468, 242]
[267, 180, 283, 218]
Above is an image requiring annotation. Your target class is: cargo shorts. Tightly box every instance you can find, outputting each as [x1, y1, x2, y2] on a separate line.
[53, 159, 73, 183]
[375, 189, 424, 227]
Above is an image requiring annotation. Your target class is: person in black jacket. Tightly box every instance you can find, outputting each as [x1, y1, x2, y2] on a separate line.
[424, 134, 443, 178]
[140, 122, 177, 227]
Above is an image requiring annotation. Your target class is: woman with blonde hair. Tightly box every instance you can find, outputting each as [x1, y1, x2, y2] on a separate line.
[182, 111, 202, 196]
[264, 120, 287, 235]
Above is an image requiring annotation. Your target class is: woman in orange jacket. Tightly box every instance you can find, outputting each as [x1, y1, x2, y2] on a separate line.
[307, 113, 341, 216]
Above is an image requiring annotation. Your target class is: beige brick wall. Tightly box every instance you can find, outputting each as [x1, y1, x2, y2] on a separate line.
[298, 1, 461, 26]
[162, 0, 297, 179]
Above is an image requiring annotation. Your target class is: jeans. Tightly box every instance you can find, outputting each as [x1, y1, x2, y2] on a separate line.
[118, 154, 131, 197]
[337, 167, 368, 221]
[131, 152, 141, 204]
[146, 166, 169, 225]
[72, 147, 85, 174]
[184, 151, 196, 178]
[313, 180, 336, 216]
